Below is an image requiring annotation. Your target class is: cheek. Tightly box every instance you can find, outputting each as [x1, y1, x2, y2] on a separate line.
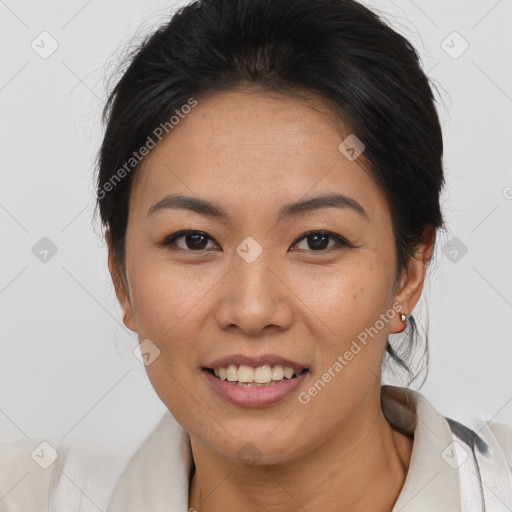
[125, 256, 214, 425]
[288, 251, 396, 401]
[289, 251, 395, 337]
[127, 253, 216, 341]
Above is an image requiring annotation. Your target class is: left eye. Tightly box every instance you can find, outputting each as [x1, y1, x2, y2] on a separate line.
[290, 231, 350, 252]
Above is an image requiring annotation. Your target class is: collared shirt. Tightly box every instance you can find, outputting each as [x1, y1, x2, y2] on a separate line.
[1, 385, 512, 511]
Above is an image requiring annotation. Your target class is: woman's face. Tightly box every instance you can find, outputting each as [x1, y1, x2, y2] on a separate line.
[110, 89, 424, 463]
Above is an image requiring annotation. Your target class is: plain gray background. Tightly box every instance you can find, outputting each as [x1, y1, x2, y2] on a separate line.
[1, 0, 511, 509]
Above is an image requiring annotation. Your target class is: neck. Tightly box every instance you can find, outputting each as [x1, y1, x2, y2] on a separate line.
[188, 387, 413, 512]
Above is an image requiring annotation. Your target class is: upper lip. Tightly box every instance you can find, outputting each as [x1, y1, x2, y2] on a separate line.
[204, 354, 310, 373]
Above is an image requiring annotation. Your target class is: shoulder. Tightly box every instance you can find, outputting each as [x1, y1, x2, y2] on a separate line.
[0, 437, 59, 512]
[106, 411, 193, 512]
[383, 385, 512, 509]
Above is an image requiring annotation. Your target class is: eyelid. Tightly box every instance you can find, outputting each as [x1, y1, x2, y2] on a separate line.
[290, 230, 354, 250]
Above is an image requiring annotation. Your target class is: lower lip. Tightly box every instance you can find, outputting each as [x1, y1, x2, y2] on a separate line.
[202, 369, 309, 407]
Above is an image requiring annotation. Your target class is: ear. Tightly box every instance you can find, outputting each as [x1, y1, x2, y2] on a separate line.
[106, 229, 137, 333]
[389, 226, 435, 334]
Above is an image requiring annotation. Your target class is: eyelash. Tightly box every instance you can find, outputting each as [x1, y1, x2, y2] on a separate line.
[158, 230, 353, 253]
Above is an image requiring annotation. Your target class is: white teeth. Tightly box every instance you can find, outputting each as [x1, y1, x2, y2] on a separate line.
[210, 363, 305, 383]
[237, 365, 254, 383]
[271, 365, 284, 380]
[254, 365, 272, 383]
[226, 364, 238, 382]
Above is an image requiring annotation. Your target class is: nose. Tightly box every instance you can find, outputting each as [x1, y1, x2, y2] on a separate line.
[214, 248, 293, 336]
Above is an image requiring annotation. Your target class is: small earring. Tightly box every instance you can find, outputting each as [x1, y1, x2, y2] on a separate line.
[399, 313, 407, 323]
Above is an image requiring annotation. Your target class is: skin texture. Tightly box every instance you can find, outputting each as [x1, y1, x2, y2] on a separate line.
[107, 88, 434, 511]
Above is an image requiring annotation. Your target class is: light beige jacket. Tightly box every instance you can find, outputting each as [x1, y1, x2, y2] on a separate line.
[2, 385, 512, 511]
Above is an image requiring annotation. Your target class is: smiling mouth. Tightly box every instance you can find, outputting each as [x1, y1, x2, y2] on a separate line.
[204, 366, 309, 387]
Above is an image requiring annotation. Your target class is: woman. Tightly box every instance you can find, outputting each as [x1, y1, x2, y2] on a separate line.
[96, 0, 512, 510]
[1, 0, 511, 510]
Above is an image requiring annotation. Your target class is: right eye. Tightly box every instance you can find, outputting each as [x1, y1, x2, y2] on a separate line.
[159, 230, 220, 252]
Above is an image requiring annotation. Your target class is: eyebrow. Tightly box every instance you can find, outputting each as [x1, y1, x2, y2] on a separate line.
[147, 192, 368, 220]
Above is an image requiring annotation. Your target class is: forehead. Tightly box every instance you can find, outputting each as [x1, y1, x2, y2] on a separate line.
[130, 89, 388, 223]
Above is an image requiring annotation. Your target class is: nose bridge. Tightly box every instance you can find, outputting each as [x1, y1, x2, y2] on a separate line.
[215, 239, 292, 333]
[232, 241, 277, 306]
